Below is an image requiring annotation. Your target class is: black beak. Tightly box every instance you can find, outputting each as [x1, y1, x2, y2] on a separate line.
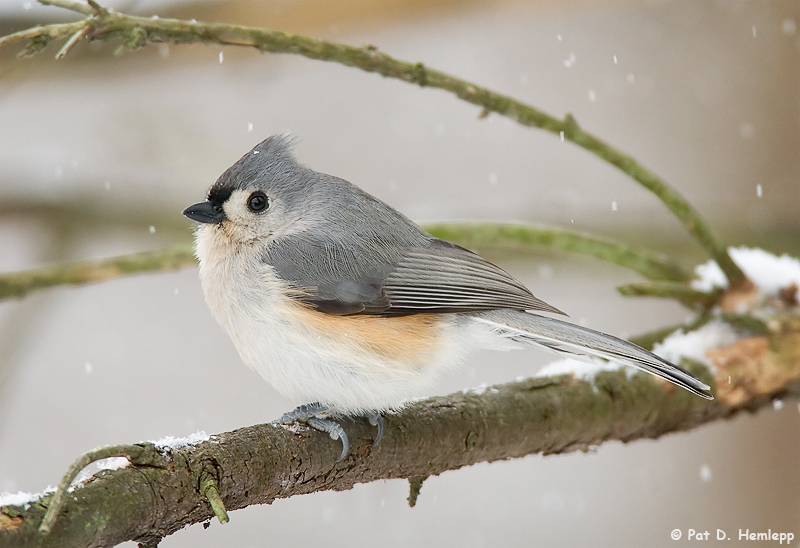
[182, 201, 227, 224]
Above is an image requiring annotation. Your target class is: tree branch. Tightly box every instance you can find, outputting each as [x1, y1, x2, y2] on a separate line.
[0, 223, 690, 303]
[0, 244, 196, 301]
[616, 281, 720, 310]
[3, 318, 799, 547]
[42, 0, 95, 15]
[0, 0, 746, 287]
[425, 222, 691, 282]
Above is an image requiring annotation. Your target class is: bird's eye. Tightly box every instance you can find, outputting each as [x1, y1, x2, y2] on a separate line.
[247, 191, 269, 213]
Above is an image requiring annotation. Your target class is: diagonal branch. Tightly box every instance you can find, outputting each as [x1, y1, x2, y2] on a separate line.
[0, 0, 746, 287]
[42, 0, 95, 15]
[425, 222, 691, 282]
[3, 322, 800, 548]
[617, 281, 720, 310]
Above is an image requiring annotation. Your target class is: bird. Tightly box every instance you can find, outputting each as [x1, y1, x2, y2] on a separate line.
[183, 135, 712, 460]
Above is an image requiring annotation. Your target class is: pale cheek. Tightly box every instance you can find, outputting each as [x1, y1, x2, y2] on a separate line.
[221, 206, 264, 244]
[223, 191, 253, 222]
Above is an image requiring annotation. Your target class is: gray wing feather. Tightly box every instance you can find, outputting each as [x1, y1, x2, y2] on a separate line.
[265, 235, 395, 315]
[266, 232, 562, 316]
[382, 240, 563, 315]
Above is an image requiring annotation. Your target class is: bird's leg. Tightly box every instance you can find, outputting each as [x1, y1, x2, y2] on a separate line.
[274, 403, 349, 461]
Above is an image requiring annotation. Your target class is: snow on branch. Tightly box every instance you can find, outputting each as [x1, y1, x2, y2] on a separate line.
[2, 338, 799, 548]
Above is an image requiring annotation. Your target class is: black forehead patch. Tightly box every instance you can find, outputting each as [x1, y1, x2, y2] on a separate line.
[207, 182, 234, 207]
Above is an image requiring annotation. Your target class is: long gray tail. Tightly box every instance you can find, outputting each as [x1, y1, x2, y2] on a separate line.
[470, 309, 713, 400]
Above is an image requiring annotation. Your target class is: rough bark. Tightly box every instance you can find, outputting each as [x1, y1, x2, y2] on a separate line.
[2, 320, 799, 547]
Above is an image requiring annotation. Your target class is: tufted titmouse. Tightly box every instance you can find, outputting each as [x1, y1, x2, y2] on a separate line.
[183, 135, 712, 459]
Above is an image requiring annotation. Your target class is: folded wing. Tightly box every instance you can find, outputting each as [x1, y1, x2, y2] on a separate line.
[381, 239, 563, 316]
[267, 236, 563, 317]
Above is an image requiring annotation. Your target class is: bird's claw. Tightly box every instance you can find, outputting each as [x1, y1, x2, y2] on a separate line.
[366, 411, 384, 446]
[273, 403, 384, 461]
[273, 403, 349, 460]
[307, 416, 349, 461]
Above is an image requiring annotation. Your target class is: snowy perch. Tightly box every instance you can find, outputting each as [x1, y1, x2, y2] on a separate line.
[5, 247, 799, 546]
[2, 315, 800, 548]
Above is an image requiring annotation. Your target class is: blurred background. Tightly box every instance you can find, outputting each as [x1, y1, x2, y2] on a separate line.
[1, 0, 798, 546]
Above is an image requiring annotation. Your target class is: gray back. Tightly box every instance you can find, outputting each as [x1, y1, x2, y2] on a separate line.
[209, 136, 561, 317]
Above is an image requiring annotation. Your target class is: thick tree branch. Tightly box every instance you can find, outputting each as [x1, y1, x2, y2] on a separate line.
[0, 0, 746, 287]
[3, 318, 799, 547]
[0, 223, 688, 303]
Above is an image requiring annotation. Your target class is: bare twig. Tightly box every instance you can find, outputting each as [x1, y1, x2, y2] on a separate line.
[40, 0, 95, 15]
[616, 281, 721, 309]
[0, 0, 746, 287]
[38, 444, 166, 534]
[199, 474, 229, 525]
[425, 222, 691, 282]
[0, 244, 196, 301]
[0, 223, 689, 302]
[0, 21, 85, 55]
[55, 25, 89, 59]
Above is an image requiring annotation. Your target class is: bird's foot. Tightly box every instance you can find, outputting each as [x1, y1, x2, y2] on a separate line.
[274, 403, 384, 461]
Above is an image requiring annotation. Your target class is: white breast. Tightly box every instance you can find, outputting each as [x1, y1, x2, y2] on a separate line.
[194, 225, 491, 415]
